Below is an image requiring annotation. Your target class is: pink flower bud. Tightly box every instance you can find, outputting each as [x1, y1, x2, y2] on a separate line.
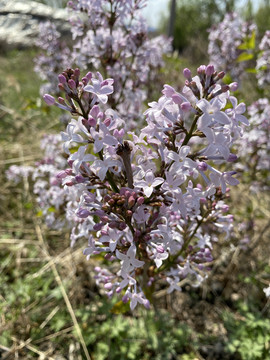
[197, 65, 206, 74]
[128, 196, 136, 208]
[221, 85, 230, 93]
[43, 94, 55, 106]
[93, 223, 103, 231]
[197, 161, 208, 171]
[228, 153, 238, 162]
[221, 204, 229, 212]
[205, 64, 215, 76]
[183, 68, 192, 79]
[77, 209, 91, 218]
[58, 97, 65, 104]
[65, 168, 73, 175]
[104, 282, 113, 290]
[68, 79, 76, 89]
[118, 222, 127, 230]
[180, 102, 192, 111]
[104, 118, 111, 127]
[122, 294, 129, 303]
[88, 117, 97, 127]
[156, 245, 165, 253]
[137, 197, 144, 205]
[217, 71, 225, 79]
[85, 71, 92, 81]
[81, 77, 88, 85]
[65, 180, 74, 187]
[50, 178, 59, 186]
[74, 68, 80, 78]
[126, 210, 133, 217]
[75, 175, 85, 183]
[56, 170, 67, 179]
[58, 74, 66, 84]
[229, 82, 238, 91]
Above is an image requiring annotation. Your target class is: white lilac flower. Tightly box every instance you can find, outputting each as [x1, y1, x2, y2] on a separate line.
[116, 245, 145, 277]
[134, 169, 164, 197]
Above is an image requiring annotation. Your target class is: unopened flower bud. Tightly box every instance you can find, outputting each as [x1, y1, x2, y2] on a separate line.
[58, 74, 66, 84]
[65, 180, 74, 186]
[221, 85, 230, 93]
[183, 68, 192, 79]
[128, 196, 136, 208]
[43, 94, 55, 106]
[217, 71, 225, 79]
[229, 82, 238, 91]
[137, 197, 144, 205]
[122, 294, 129, 303]
[118, 222, 127, 230]
[74, 68, 80, 78]
[58, 97, 66, 104]
[156, 245, 165, 253]
[126, 210, 133, 217]
[228, 153, 238, 162]
[75, 175, 85, 183]
[88, 117, 97, 127]
[56, 170, 67, 179]
[205, 64, 215, 76]
[68, 79, 76, 89]
[197, 65, 206, 75]
[77, 208, 91, 218]
[93, 223, 103, 231]
[108, 221, 118, 229]
[197, 161, 208, 171]
[180, 101, 192, 111]
[83, 72, 91, 82]
[104, 118, 111, 127]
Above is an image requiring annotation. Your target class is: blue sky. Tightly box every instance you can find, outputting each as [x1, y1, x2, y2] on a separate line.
[141, 0, 259, 28]
[141, 0, 170, 28]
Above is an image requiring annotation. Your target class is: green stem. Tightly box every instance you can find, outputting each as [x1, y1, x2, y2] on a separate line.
[181, 114, 199, 146]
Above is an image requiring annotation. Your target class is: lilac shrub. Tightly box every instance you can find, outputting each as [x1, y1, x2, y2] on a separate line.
[6, 134, 80, 230]
[34, 21, 71, 97]
[35, 0, 171, 125]
[235, 98, 270, 191]
[208, 12, 256, 81]
[41, 64, 248, 310]
[256, 30, 270, 88]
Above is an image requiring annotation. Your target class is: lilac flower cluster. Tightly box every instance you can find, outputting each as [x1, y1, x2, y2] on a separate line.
[6, 134, 80, 230]
[256, 30, 270, 87]
[235, 98, 270, 191]
[41, 63, 248, 310]
[208, 12, 256, 80]
[35, 0, 171, 125]
[34, 21, 71, 97]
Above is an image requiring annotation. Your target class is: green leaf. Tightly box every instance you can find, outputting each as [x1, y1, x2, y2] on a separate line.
[238, 30, 256, 50]
[36, 210, 43, 217]
[245, 68, 257, 74]
[110, 300, 130, 314]
[237, 52, 254, 62]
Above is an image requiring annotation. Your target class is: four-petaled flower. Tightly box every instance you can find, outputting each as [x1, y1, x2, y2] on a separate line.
[134, 169, 164, 197]
[84, 72, 114, 104]
[116, 245, 145, 276]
